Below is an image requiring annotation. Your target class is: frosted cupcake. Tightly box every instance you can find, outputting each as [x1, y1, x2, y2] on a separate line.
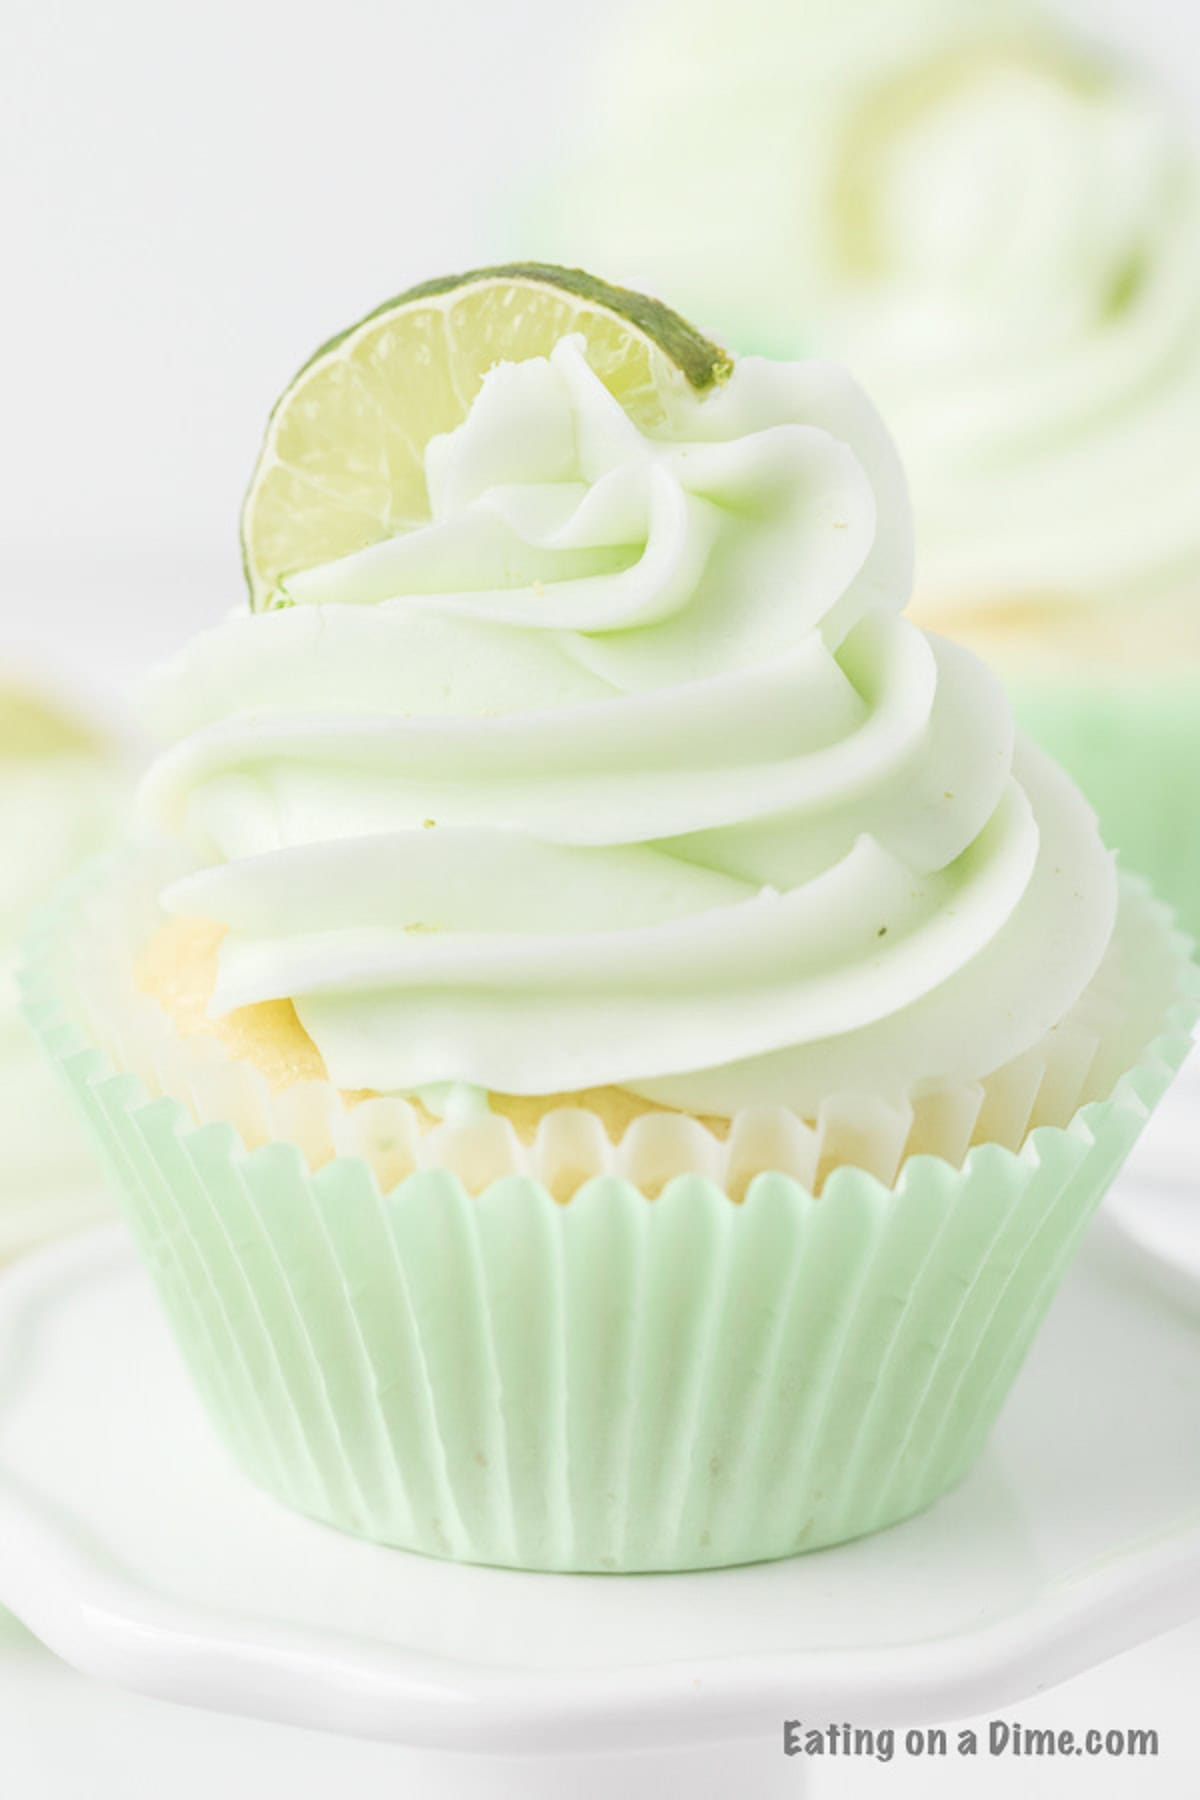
[536, 0, 1200, 937]
[22, 268, 1196, 1571]
[0, 672, 123, 1258]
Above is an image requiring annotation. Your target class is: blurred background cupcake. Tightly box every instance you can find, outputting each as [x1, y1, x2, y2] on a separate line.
[0, 668, 125, 1259]
[534, 0, 1200, 940]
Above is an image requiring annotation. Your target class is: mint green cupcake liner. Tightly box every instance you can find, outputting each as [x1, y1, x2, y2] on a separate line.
[1014, 673, 1200, 948]
[18, 863, 1198, 1572]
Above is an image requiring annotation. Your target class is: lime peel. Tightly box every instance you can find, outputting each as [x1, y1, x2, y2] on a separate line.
[240, 263, 733, 611]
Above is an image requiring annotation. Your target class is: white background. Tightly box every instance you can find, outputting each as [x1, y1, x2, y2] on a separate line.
[1, 1, 1198, 1794]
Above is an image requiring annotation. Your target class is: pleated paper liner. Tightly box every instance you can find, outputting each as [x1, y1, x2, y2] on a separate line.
[19, 853, 1198, 1571]
[40, 848, 1174, 1200]
[1014, 671, 1200, 948]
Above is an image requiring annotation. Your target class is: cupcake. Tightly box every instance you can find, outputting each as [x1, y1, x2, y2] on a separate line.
[0, 670, 124, 1258]
[534, 0, 1200, 939]
[22, 266, 1196, 1572]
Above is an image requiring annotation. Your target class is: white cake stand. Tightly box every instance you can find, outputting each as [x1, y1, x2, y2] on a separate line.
[0, 1161, 1196, 1797]
[1103, 1054, 1199, 1312]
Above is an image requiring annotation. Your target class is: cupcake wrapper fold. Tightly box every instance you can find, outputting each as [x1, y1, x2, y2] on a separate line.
[18, 859, 1198, 1571]
[35, 850, 1170, 1201]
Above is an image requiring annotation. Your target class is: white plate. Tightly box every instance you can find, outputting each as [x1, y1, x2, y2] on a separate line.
[0, 1183, 113, 1266]
[1104, 1179, 1200, 1313]
[1103, 1057, 1200, 1308]
[0, 1220, 1197, 1758]
[4, 1603, 1199, 1800]
[1121, 1049, 1200, 1190]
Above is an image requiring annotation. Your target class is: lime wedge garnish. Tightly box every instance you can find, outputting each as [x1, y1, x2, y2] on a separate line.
[240, 262, 733, 610]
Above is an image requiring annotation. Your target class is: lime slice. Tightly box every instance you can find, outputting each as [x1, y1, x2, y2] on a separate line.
[240, 263, 733, 609]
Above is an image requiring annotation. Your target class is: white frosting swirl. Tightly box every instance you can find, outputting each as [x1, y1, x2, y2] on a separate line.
[547, 0, 1200, 631]
[141, 337, 1115, 1113]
